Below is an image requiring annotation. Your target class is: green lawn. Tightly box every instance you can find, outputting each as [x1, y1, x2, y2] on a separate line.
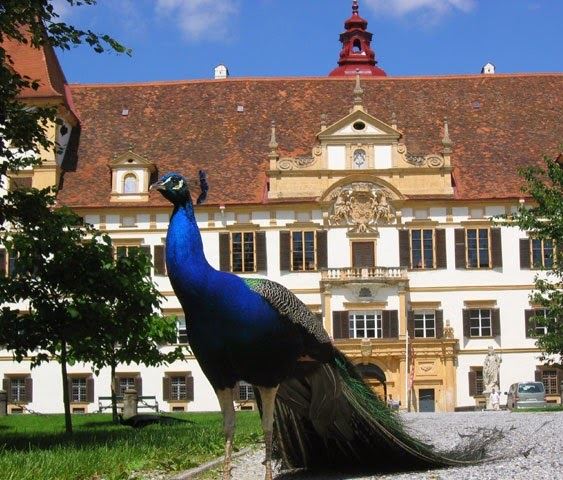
[0, 412, 262, 480]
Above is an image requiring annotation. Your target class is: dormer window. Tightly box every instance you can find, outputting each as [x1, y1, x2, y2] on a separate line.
[109, 150, 156, 202]
[123, 173, 139, 194]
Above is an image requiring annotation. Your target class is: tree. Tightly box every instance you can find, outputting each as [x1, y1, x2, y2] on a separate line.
[72, 249, 184, 423]
[0, 188, 184, 429]
[501, 155, 563, 363]
[0, 0, 129, 180]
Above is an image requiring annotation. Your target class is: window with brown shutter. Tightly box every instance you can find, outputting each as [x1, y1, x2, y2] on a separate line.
[352, 241, 375, 268]
[407, 310, 415, 338]
[490, 228, 503, 268]
[491, 309, 501, 336]
[162, 376, 171, 401]
[279, 231, 291, 271]
[332, 311, 349, 339]
[410, 229, 435, 269]
[164, 372, 192, 401]
[382, 310, 398, 338]
[469, 368, 484, 397]
[230, 232, 256, 272]
[255, 232, 267, 272]
[398, 230, 410, 267]
[520, 239, 531, 269]
[3, 375, 32, 403]
[219, 233, 230, 271]
[86, 377, 95, 403]
[435, 310, 444, 338]
[462, 309, 471, 337]
[530, 238, 555, 269]
[412, 310, 436, 338]
[539, 369, 559, 395]
[316, 231, 328, 269]
[68, 375, 93, 403]
[291, 231, 317, 271]
[435, 229, 447, 269]
[454, 229, 466, 269]
[154, 245, 166, 276]
[465, 228, 491, 268]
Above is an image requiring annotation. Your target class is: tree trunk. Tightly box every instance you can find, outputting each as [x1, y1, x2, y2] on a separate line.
[60, 340, 73, 434]
[111, 362, 119, 423]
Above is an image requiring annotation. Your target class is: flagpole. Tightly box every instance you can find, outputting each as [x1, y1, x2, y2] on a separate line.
[405, 330, 410, 412]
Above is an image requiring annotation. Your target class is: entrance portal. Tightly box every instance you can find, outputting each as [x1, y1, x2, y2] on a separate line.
[419, 388, 435, 412]
[356, 363, 387, 400]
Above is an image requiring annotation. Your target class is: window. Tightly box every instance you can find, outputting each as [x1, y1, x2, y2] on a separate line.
[469, 368, 485, 396]
[466, 228, 490, 268]
[399, 229, 446, 270]
[531, 239, 554, 269]
[541, 370, 558, 395]
[238, 381, 255, 401]
[413, 311, 436, 338]
[410, 229, 434, 269]
[176, 315, 188, 344]
[533, 309, 548, 336]
[123, 174, 139, 194]
[352, 241, 375, 268]
[231, 232, 255, 273]
[292, 231, 316, 271]
[163, 373, 193, 402]
[170, 376, 187, 401]
[349, 311, 382, 339]
[10, 378, 27, 403]
[115, 245, 150, 259]
[469, 309, 492, 337]
[118, 377, 136, 396]
[71, 378, 87, 402]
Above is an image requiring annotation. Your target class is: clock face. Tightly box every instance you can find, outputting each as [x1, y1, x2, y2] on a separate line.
[353, 149, 366, 168]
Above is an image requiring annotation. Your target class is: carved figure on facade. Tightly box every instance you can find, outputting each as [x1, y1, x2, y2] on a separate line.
[278, 156, 316, 170]
[329, 182, 395, 233]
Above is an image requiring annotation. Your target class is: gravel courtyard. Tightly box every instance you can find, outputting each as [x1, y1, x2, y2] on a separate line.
[215, 411, 562, 480]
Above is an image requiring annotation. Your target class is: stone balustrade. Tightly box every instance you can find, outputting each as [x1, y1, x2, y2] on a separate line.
[321, 266, 407, 283]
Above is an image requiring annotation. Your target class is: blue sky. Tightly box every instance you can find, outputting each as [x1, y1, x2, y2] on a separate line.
[54, 0, 562, 84]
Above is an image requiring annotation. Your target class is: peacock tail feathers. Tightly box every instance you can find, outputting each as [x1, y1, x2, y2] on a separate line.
[271, 349, 493, 473]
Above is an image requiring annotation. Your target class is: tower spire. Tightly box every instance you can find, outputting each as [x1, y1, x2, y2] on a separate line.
[329, 1, 386, 77]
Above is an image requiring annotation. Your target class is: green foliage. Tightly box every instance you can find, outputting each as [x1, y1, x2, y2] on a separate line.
[0, 188, 183, 430]
[0, 412, 262, 480]
[499, 155, 563, 363]
[0, 0, 129, 183]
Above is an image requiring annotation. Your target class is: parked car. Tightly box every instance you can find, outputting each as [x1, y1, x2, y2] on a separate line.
[505, 382, 546, 410]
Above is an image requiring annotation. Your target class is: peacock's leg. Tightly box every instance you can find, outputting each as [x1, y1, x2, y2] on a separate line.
[256, 385, 279, 480]
[216, 388, 236, 480]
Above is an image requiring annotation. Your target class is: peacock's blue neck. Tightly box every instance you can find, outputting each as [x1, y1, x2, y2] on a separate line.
[166, 200, 212, 303]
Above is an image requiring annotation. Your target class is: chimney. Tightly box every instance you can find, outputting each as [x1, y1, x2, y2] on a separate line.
[214, 64, 229, 80]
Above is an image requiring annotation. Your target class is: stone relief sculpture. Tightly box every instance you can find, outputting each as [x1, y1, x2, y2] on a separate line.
[329, 182, 395, 233]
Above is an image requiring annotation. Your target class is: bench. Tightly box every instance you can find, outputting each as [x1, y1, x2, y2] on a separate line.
[98, 395, 159, 413]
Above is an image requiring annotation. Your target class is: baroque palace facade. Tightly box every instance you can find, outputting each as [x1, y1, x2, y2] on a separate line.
[1, 2, 562, 414]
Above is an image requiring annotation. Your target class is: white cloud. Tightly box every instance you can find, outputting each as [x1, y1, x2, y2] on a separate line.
[364, 0, 475, 22]
[155, 0, 239, 41]
[49, 0, 73, 20]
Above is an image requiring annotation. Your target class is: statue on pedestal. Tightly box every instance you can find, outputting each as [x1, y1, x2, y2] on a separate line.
[483, 346, 501, 410]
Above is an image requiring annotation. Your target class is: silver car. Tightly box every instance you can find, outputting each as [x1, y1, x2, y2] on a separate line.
[505, 382, 546, 410]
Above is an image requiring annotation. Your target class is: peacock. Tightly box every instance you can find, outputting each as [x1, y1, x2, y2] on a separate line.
[152, 172, 491, 480]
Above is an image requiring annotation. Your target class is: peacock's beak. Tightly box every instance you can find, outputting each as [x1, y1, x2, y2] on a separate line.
[150, 180, 166, 191]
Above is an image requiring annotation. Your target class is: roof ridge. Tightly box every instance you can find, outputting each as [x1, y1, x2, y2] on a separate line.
[69, 72, 563, 89]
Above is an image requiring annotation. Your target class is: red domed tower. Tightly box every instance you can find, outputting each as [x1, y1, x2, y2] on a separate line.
[329, 1, 387, 77]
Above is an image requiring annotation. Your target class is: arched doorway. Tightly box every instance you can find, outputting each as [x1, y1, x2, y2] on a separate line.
[356, 363, 387, 400]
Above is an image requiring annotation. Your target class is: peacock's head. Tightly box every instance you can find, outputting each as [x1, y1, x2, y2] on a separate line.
[151, 171, 208, 206]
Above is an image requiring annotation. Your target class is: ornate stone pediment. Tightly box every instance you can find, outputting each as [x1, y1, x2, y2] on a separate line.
[327, 181, 396, 233]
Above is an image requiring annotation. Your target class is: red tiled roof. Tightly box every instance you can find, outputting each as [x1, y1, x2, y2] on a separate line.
[3, 35, 67, 99]
[58, 74, 562, 208]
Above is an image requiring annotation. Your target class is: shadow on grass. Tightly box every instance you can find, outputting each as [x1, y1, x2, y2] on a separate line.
[0, 422, 195, 453]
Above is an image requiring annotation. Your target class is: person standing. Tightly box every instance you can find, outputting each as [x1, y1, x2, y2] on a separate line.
[490, 387, 500, 411]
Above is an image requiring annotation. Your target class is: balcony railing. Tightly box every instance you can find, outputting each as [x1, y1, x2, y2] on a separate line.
[321, 266, 407, 283]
